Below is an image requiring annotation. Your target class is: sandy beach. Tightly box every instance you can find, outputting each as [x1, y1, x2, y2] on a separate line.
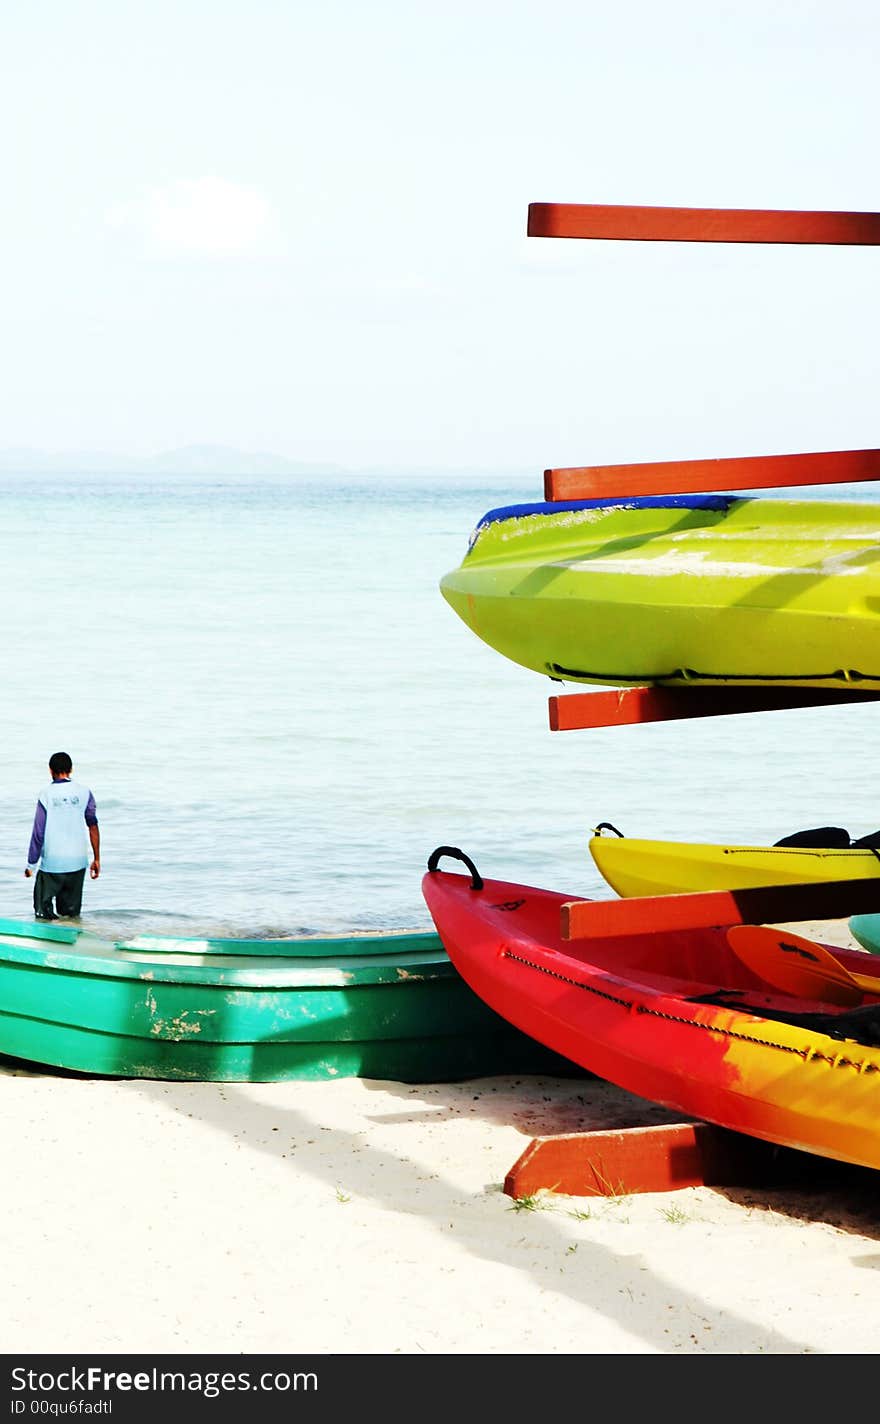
[3, 917, 880, 1358]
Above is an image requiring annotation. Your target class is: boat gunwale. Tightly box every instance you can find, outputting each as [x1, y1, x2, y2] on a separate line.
[0, 935, 460, 990]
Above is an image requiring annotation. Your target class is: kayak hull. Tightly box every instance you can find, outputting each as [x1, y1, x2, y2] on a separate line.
[849, 915, 880, 956]
[441, 495, 880, 688]
[422, 862, 880, 1171]
[589, 834, 880, 898]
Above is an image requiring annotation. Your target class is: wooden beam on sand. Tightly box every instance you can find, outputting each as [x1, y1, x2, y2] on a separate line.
[503, 1122, 816, 1199]
[548, 686, 880, 732]
[527, 202, 880, 245]
[544, 447, 880, 502]
[561, 878, 880, 941]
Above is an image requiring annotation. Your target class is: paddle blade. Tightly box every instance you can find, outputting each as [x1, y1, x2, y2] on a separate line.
[727, 925, 863, 1005]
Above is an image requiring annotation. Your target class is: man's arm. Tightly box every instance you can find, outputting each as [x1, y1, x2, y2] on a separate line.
[24, 802, 46, 879]
[85, 795, 100, 879]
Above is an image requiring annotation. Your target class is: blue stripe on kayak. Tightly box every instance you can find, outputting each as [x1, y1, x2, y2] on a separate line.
[473, 494, 738, 531]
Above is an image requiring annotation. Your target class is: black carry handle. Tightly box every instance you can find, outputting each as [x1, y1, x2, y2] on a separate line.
[426, 845, 484, 890]
[592, 821, 624, 837]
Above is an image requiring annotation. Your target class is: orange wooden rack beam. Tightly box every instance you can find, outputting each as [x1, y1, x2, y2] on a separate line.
[548, 686, 880, 732]
[504, 1122, 818, 1198]
[544, 446, 880, 502]
[527, 202, 880, 245]
[561, 877, 880, 941]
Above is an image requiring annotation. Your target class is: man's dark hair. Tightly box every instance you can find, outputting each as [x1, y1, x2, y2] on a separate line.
[49, 752, 73, 776]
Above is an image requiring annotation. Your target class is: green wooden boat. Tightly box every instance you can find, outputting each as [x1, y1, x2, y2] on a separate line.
[0, 918, 572, 1082]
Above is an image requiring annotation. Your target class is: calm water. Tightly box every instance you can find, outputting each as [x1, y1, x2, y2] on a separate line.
[1, 472, 879, 938]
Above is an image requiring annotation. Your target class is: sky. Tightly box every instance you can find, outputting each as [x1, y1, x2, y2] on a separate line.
[2, 0, 879, 472]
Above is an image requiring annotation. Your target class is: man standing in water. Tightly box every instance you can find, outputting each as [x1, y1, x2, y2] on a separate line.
[24, 752, 100, 920]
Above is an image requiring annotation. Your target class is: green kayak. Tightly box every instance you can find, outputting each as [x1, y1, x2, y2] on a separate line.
[0, 918, 572, 1082]
[847, 915, 880, 956]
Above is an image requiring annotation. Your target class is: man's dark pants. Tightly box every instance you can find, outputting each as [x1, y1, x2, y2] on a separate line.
[34, 868, 87, 919]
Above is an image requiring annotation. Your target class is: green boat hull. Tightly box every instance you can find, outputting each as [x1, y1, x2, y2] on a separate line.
[0, 919, 572, 1082]
[848, 915, 880, 956]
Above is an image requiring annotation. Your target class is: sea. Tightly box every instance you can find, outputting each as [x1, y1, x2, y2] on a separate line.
[1, 470, 879, 940]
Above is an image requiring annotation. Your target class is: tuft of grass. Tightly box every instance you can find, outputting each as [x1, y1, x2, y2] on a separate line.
[588, 1161, 631, 1203]
[508, 1191, 551, 1212]
[569, 1207, 592, 1221]
[334, 1186, 351, 1204]
[658, 1202, 688, 1225]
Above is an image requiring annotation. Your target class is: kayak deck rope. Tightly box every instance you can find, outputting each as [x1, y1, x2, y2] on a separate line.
[501, 950, 880, 1074]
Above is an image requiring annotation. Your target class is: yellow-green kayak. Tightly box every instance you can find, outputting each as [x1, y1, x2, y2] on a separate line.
[589, 830, 880, 899]
[440, 493, 880, 687]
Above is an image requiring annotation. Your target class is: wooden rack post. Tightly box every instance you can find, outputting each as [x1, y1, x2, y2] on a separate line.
[527, 201, 880, 245]
[561, 877, 880, 941]
[544, 447, 880, 502]
[548, 686, 880, 732]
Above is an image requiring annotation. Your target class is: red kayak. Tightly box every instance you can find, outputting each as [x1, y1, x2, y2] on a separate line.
[421, 847, 880, 1171]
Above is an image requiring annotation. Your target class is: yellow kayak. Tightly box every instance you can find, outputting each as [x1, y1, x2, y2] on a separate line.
[589, 829, 880, 898]
[441, 493, 880, 688]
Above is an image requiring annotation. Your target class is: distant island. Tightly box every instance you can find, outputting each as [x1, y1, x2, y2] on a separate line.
[0, 444, 345, 477]
[0, 444, 533, 480]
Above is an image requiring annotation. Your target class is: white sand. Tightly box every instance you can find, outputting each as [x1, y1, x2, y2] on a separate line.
[3, 918, 880, 1357]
